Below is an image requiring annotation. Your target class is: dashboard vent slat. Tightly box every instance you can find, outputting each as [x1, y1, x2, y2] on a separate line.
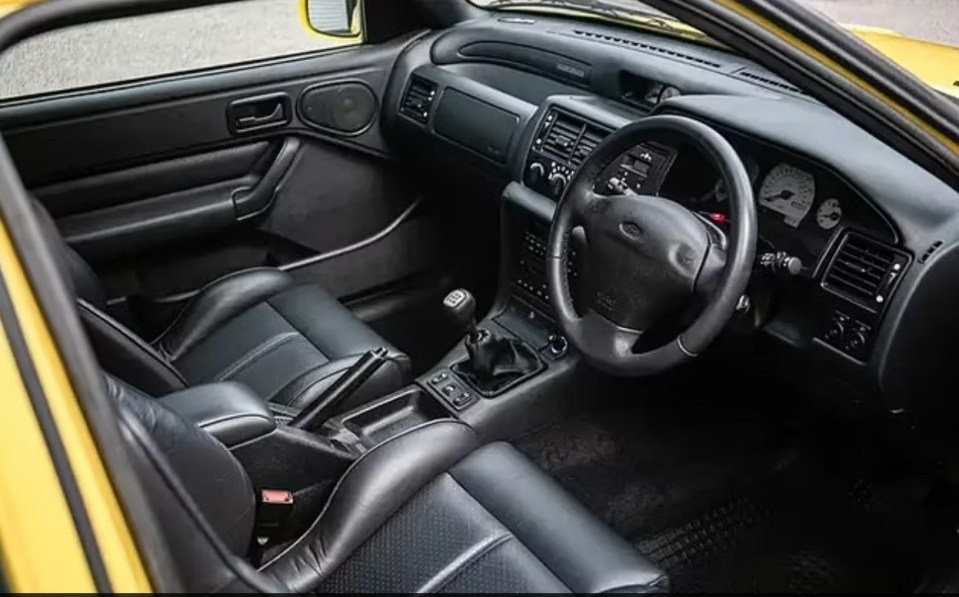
[823, 233, 909, 310]
[537, 109, 611, 168]
[733, 68, 807, 96]
[571, 29, 723, 69]
[400, 76, 437, 124]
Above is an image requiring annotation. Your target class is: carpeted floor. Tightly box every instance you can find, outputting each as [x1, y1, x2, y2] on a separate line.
[514, 384, 952, 593]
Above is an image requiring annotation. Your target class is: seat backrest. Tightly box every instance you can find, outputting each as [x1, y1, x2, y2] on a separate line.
[32, 198, 107, 309]
[108, 375, 283, 592]
[33, 199, 187, 395]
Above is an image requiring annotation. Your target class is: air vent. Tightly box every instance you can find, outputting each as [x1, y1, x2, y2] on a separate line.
[541, 112, 581, 162]
[571, 29, 723, 69]
[537, 109, 610, 167]
[918, 240, 943, 264]
[570, 125, 606, 168]
[823, 233, 909, 310]
[400, 76, 437, 124]
[734, 68, 806, 96]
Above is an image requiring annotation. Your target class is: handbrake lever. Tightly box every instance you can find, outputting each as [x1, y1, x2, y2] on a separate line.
[289, 347, 390, 431]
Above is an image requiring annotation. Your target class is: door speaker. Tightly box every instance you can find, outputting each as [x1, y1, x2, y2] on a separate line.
[299, 82, 377, 134]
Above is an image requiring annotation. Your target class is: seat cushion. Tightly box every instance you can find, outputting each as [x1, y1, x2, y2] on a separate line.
[262, 420, 667, 594]
[173, 283, 410, 411]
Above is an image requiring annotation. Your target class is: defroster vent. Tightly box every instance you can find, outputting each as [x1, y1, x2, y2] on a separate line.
[400, 76, 437, 124]
[823, 232, 909, 311]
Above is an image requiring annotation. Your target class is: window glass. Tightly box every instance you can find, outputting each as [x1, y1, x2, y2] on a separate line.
[0, 0, 359, 99]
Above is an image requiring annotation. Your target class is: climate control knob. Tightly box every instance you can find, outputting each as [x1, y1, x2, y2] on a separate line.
[548, 172, 569, 197]
[526, 161, 546, 186]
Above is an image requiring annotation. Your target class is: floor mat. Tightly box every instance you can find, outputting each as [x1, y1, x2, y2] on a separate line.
[515, 387, 944, 593]
[633, 478, 925, 593]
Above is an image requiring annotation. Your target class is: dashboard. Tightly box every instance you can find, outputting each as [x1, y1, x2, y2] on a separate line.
[382, 12, 959, 433]
[654, 128, 897, 273]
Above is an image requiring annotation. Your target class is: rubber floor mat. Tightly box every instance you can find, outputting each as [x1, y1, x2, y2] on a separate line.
[633, 479, 925, 593]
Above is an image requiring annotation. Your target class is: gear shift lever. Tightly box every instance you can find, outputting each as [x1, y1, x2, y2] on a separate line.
[442, 289, 542, 395]
[442, 289, 480, 342]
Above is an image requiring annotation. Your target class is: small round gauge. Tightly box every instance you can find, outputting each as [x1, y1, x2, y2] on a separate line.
[713, 155, 760, 203]
[758, 163, 816, 228]
[816, 198, 843, 230]
[658, 85, 681, 102]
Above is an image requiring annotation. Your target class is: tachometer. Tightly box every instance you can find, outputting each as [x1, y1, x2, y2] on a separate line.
[816, 198, 843, 230]
[758, 163, 816, 228]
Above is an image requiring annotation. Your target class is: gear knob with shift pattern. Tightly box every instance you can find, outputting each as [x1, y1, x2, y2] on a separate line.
[443, 289, 480, 341]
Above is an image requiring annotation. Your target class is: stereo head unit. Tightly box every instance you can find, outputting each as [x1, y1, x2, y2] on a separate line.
[523, 107, 675, 200]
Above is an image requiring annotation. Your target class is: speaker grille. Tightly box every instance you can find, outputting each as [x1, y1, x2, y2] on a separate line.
[299, 82, 377, 134]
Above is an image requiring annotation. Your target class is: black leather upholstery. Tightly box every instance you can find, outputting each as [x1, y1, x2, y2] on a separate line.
[34, 200, 410, 413]
[114, 377, 668, 594]
[158, 382, 276, 447]
[261, 421, 668, 594]
[107, 375, 256, 557]
[170, 283, 409, 412]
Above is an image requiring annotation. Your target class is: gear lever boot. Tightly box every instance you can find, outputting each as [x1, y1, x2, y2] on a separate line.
[442, 289, 542, 395]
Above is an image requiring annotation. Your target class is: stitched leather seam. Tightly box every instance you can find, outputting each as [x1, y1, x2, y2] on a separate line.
[258, 419, 471, 571]
[213, 332, 299, 381]
[447, 462, 579, 591]
[153, 267, 288, 350]
[264, 295, 329, 357]
[201, 412, 274, 429]
[78, 299, 187, 385]
[422, 531, 513, 593]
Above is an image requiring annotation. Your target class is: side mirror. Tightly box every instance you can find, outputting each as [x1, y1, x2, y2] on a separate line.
[301, 0, 362, 38]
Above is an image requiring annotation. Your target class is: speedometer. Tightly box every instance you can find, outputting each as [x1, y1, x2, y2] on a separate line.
[758, 163, 816, 228]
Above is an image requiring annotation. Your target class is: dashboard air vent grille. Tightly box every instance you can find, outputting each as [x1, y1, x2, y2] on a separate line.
[541, 112, 582, 162]
[400, 76, 437, 124]
[734, 69, 806, 96]
[538, 109, 610, 167]
[823, 232, 909, 310]
[571, 29, 723, 69]
[570, 125, 607, 168]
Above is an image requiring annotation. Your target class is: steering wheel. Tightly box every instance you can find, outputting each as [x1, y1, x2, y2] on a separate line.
[546, 115, 757, 376]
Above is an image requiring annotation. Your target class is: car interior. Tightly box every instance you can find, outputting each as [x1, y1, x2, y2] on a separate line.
[3, 0, 959, 593]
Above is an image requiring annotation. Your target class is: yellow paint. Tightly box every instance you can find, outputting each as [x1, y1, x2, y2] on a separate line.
[298, 0, 364, 44]
[846, 27, 959, 99]
[0, 214, 152, 592]
[0, 312, 96, 592]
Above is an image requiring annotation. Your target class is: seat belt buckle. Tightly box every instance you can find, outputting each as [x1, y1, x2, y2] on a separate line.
[255, 489, 294, 546]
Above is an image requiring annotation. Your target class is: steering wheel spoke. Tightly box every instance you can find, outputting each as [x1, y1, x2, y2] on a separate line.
[571, 187, 604, 223]
[570, 309, 644, 362]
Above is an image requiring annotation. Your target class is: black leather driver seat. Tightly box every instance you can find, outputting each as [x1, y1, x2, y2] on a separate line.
[36, 201, 410, 413]
[112, 376, 669, 593]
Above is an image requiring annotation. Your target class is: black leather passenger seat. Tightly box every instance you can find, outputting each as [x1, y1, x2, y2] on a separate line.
[35, 200, 410, 412]
[109, 374, 669, 593]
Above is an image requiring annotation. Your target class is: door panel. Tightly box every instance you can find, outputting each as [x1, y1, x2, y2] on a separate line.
[0, 33, 439, 322]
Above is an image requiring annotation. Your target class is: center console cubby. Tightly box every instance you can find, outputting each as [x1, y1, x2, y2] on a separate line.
[319, 386, 453, 454]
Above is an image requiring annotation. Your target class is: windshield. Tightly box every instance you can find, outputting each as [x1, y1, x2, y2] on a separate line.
[471, 0, 959, 97]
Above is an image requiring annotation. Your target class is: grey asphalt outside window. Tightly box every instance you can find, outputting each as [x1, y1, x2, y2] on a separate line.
[0, 0, 346, 99]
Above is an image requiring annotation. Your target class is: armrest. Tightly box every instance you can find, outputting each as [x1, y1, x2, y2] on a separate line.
[158, 382, 276, 447]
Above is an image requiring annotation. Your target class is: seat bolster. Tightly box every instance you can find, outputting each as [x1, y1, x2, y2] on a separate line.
[261, 420, 479, 591]
[79, 299, 187, 396]
[155, 268, 294, 361]
[269, 353, 409, 411]
[449, 443, 669, 594]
